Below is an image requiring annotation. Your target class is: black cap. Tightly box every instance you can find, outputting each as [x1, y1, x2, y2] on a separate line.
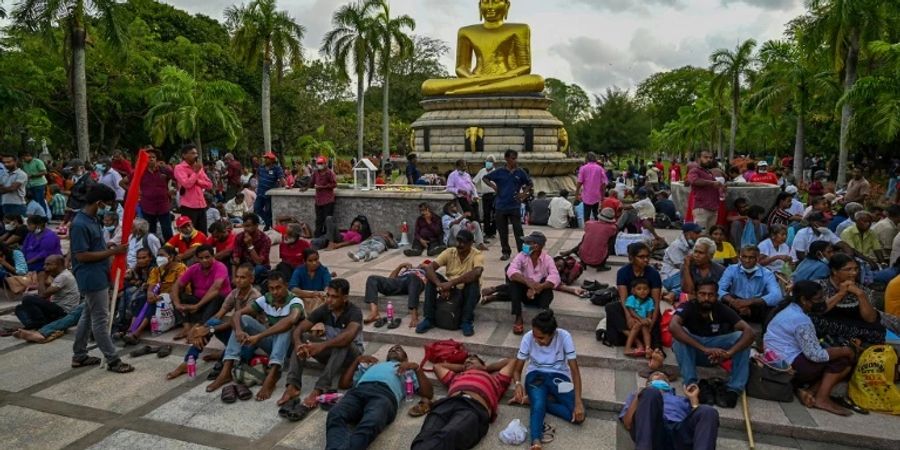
[456, 229, 474, 243]
[523, 231, 547, 246]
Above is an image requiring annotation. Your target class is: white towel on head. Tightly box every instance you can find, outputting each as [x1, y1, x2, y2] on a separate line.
[499, 419, 527, 445]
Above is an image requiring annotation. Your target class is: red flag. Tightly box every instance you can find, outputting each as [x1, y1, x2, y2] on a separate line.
[110, 149, 150, 286]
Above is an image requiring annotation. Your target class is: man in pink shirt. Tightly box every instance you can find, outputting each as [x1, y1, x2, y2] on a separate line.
[173, 144, 213, 233]
[687, 151, 724, 232]
[575, 153, 608, 222]
[504, 231, 561, 335]
[170, 245, 232, 339]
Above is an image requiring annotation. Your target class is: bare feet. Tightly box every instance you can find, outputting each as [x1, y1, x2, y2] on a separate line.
[256, 367, 281, 401]
[795, 388, 815, 407]
[364, 314, 381, 325]
[812, 395, 852, 416]
[166, 363, 187, 380]
[277, 384, 302, 406]
[408, 312, 419, 328]
[648, 349, 665, 371]
[302, 388, 322, 408]
[14, 329, 47, 343]
[206, 363, 234, 392]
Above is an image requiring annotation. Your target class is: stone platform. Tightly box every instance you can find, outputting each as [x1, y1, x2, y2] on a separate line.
[671, 182, 782, 218]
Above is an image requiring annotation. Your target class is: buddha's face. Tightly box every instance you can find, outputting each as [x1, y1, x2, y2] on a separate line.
[480, 0, 510, 23]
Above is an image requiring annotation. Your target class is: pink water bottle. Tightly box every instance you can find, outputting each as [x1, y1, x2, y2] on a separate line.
[405, 371, 415, 402]
[317, 392, 343, 404]
[150, 316, 160, 336]
[386, 301, 395, 322]
[187, 356, 196, 378]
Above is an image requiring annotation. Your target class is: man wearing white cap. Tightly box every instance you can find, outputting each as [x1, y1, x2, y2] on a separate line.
[784, 185, 806, 216]
[748, 161, 778, 185]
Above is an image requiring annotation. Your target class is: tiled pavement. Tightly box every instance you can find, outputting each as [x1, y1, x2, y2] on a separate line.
[0, 225, 897, 449]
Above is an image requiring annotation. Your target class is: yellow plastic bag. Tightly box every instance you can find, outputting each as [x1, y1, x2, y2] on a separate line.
[848, 345, 900, 415]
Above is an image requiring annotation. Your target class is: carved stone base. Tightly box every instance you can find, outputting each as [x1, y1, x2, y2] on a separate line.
[410, 94, 579, 176]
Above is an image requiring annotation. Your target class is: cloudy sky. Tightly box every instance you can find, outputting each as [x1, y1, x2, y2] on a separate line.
[164, 0, 805, 97]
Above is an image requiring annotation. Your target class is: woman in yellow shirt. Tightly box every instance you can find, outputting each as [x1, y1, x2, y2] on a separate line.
[710, 225, 737, 265]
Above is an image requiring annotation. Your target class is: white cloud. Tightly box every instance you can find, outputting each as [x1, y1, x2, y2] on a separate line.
[720, 0, 801, 11]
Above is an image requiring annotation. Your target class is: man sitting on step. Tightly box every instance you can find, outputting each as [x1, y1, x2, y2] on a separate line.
[325, 345, 433, 449]
[415, 229, 484, 337]
[363, 262, 427, 328]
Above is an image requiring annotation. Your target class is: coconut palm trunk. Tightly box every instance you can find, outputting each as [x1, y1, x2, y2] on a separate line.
[381, 56, 390, 163]
[262, 58, 272, 152]
[72, 25, 90, 162]
[793, 113, 805, 182]
[356, 71, 365, 161]
[729, 74, 738, 162]
[837, 29, 860, 188]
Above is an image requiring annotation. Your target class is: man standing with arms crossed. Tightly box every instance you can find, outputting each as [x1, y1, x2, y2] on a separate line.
[687, 151, 724, 232]
[310, 156, 337, 238]
[70, 184, 133, 373]
[576, 152, 607, 222]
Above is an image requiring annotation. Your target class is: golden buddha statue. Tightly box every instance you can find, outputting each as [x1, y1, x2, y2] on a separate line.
[421, 0, 545, 96]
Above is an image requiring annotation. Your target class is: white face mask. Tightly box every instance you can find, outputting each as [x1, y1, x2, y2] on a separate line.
[4, 224, 14, 231]
[741, 265, 759, 275]
[316, 164, 325, 170]
[156, 256, 169, 267]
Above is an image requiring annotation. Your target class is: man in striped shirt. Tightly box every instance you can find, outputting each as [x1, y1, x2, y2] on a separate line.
[411, 355, 516, 450]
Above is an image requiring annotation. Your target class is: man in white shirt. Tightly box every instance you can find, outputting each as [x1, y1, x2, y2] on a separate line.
[871, 205, 900, 259]
[548, 190, 575, 229]
[790, 212, 842, 262]
[0, 154, 29, 217]
[784, 186, 806, 216]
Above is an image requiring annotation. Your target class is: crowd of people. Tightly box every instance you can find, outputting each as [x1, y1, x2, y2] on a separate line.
[0, 145, 898, 449]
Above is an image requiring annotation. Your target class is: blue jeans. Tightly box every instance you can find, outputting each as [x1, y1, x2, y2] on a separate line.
[326, 382, 398, 450]
[39, 304, 84, 337]
[672, 331, 749, 393]
[662, 273, 682, 297]
[254, 194, 272, 228]
[223, 316, 292, 367]
[526, 371, 576, 442]
[29, 185, 48, 216]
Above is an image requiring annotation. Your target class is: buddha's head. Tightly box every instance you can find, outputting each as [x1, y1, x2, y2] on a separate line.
[479, 0, 510, 23]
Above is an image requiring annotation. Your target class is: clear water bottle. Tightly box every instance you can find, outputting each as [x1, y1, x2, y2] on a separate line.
[405, 371, 415, 402]
[186, 356, 196, 378]
[150, 316, 160, 336]
[386, 301, 394, 322]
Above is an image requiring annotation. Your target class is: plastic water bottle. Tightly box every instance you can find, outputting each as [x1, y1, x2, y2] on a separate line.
[386, 301, 395, 322]
[405, 371, 415, 402]
[317, 392, 343, 404]
[152, 283, 161, 296]
[186, 356, 196, 378]
[150, 316, 160, 336]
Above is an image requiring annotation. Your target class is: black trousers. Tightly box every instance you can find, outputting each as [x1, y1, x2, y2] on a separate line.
[364, 275, 425, 310]
[506, 280, 554, 316]
[15, 295, 66, 330]
[628, 388, 719, 450]
[326, 382, 398, 450]
[177, 294, 224, 325]
[495, 208, 524, 256]
[481, 193, 496, 237]
[411, 396, 491, 450]
[315, 202, 335, 237]
[179, 206, 208, 234]
[584, 203, 600, 222]
[457, 197, 479, 222]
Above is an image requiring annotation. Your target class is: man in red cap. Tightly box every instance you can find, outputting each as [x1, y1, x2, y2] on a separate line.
[165, 215, 208, 263]
[255, 151, 285, 229]
[310, 156, 337, 237]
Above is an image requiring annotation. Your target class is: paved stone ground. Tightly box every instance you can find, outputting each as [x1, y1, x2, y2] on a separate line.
[0, 225, 897, 449]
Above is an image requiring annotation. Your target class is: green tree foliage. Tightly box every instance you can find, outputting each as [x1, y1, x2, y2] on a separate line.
[710, 39, 757, 162]
[544, 78, 590, 133]
[636, 66, 711, 130]
[574, 88, 650, 155]
[370, 0, 415, 160]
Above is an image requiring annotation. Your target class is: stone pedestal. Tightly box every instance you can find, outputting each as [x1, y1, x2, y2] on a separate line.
[670, 182, 781, 218]
[409, 94, 582, 176]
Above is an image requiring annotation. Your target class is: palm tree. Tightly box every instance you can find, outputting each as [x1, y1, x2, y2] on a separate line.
[710, 38, 757, 162]
[751, 40, 834, 181]
[322, 0, 380, 161]
[371, 0, 415, 163]
[841, 41, 900, 143]
[144, 66, 245, 155]
[806, 0, 893, 186]
[225, 0, 305, 154]
[13, 0, 125, 162]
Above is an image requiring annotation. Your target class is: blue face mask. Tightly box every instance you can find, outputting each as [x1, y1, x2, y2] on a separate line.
[649, 380, 672, 391]
[104, 225, 116, 233]
[95, 163, 106, 172]
[485, 161, 494, 170]
[522, 244, 532, 256]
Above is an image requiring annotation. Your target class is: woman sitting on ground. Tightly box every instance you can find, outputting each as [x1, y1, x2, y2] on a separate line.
[758, 224, 792, 274]
[792, 241, 833, 282]
[709, 225, 737, 265]
[510, 310, 585, 450]
[2, 214, 27, 246]
[118, 248, 155, 344]
[311, 216, 369, 251]
[764, 280, 856, 416]
[441, 200, 488, 251]
[0, 242, 27, 288]
[289, 248, 332, 316]
[21, 215, 62, 287]
[404, 203, 445, 257]
[812, 253, 885, 345]
[146, 245, 188, 320]
[767, 193, 803, 229]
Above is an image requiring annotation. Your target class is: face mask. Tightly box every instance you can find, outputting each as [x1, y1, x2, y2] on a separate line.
[741, 265, 759, 275]
[4, 224, 13, 231]
[649, 380, 672, 391]
[95, 164, 106, 172]
[485, 161, 493, 170]
[687, 239, 696, 247]
[816, 227, 829, 235]
[104, 225, 116, 233]
[181, 232, 192, 240]
[316, 164, 325, 170]
[522, 244, 532, 256]
[810, 301, 828, 315]
[156, 256, 169, 267]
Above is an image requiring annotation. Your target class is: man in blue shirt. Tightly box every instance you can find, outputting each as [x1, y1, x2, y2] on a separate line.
[718, 244, 783, 323]
[324, 345, 433, 449]
[620, 371, 719, 450]
[70, 184, 133, 373]
[254, 152, 285, 229]
[484, 150, 532, 261]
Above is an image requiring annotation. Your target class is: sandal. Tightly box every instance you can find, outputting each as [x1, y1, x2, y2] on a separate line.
[235, 383, 253, 401]
[279, 398, 299, 418]
[387, 318, 402, 329]
[221, 385, 238, 404]
[107, 360, 135, 373]
[71, 356, 102, 368]
[284, 402, 312, 422]
[207, 361, 224, 381]
[373, 317, 389, 328]
[129, 345, 160, 358]
[513, 322, 525, 335]
[157, 345, 173, 358]
[408, 400, 431, 417]
[831, 395, 869, 415]
[541, 423, 556, 444]
[122, 334, 140, 346]
[43, 330, 65, 343]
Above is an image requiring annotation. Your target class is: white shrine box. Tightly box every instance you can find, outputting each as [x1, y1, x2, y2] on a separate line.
[353, 159, 378, 191]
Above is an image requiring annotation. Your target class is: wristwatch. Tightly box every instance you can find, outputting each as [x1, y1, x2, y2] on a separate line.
[208, 326, 216, 336]
[247, 246, 255, 251]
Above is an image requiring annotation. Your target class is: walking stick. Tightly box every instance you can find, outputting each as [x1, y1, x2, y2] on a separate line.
[108, 268, 122, 334]
[742, 390, 755, 449]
